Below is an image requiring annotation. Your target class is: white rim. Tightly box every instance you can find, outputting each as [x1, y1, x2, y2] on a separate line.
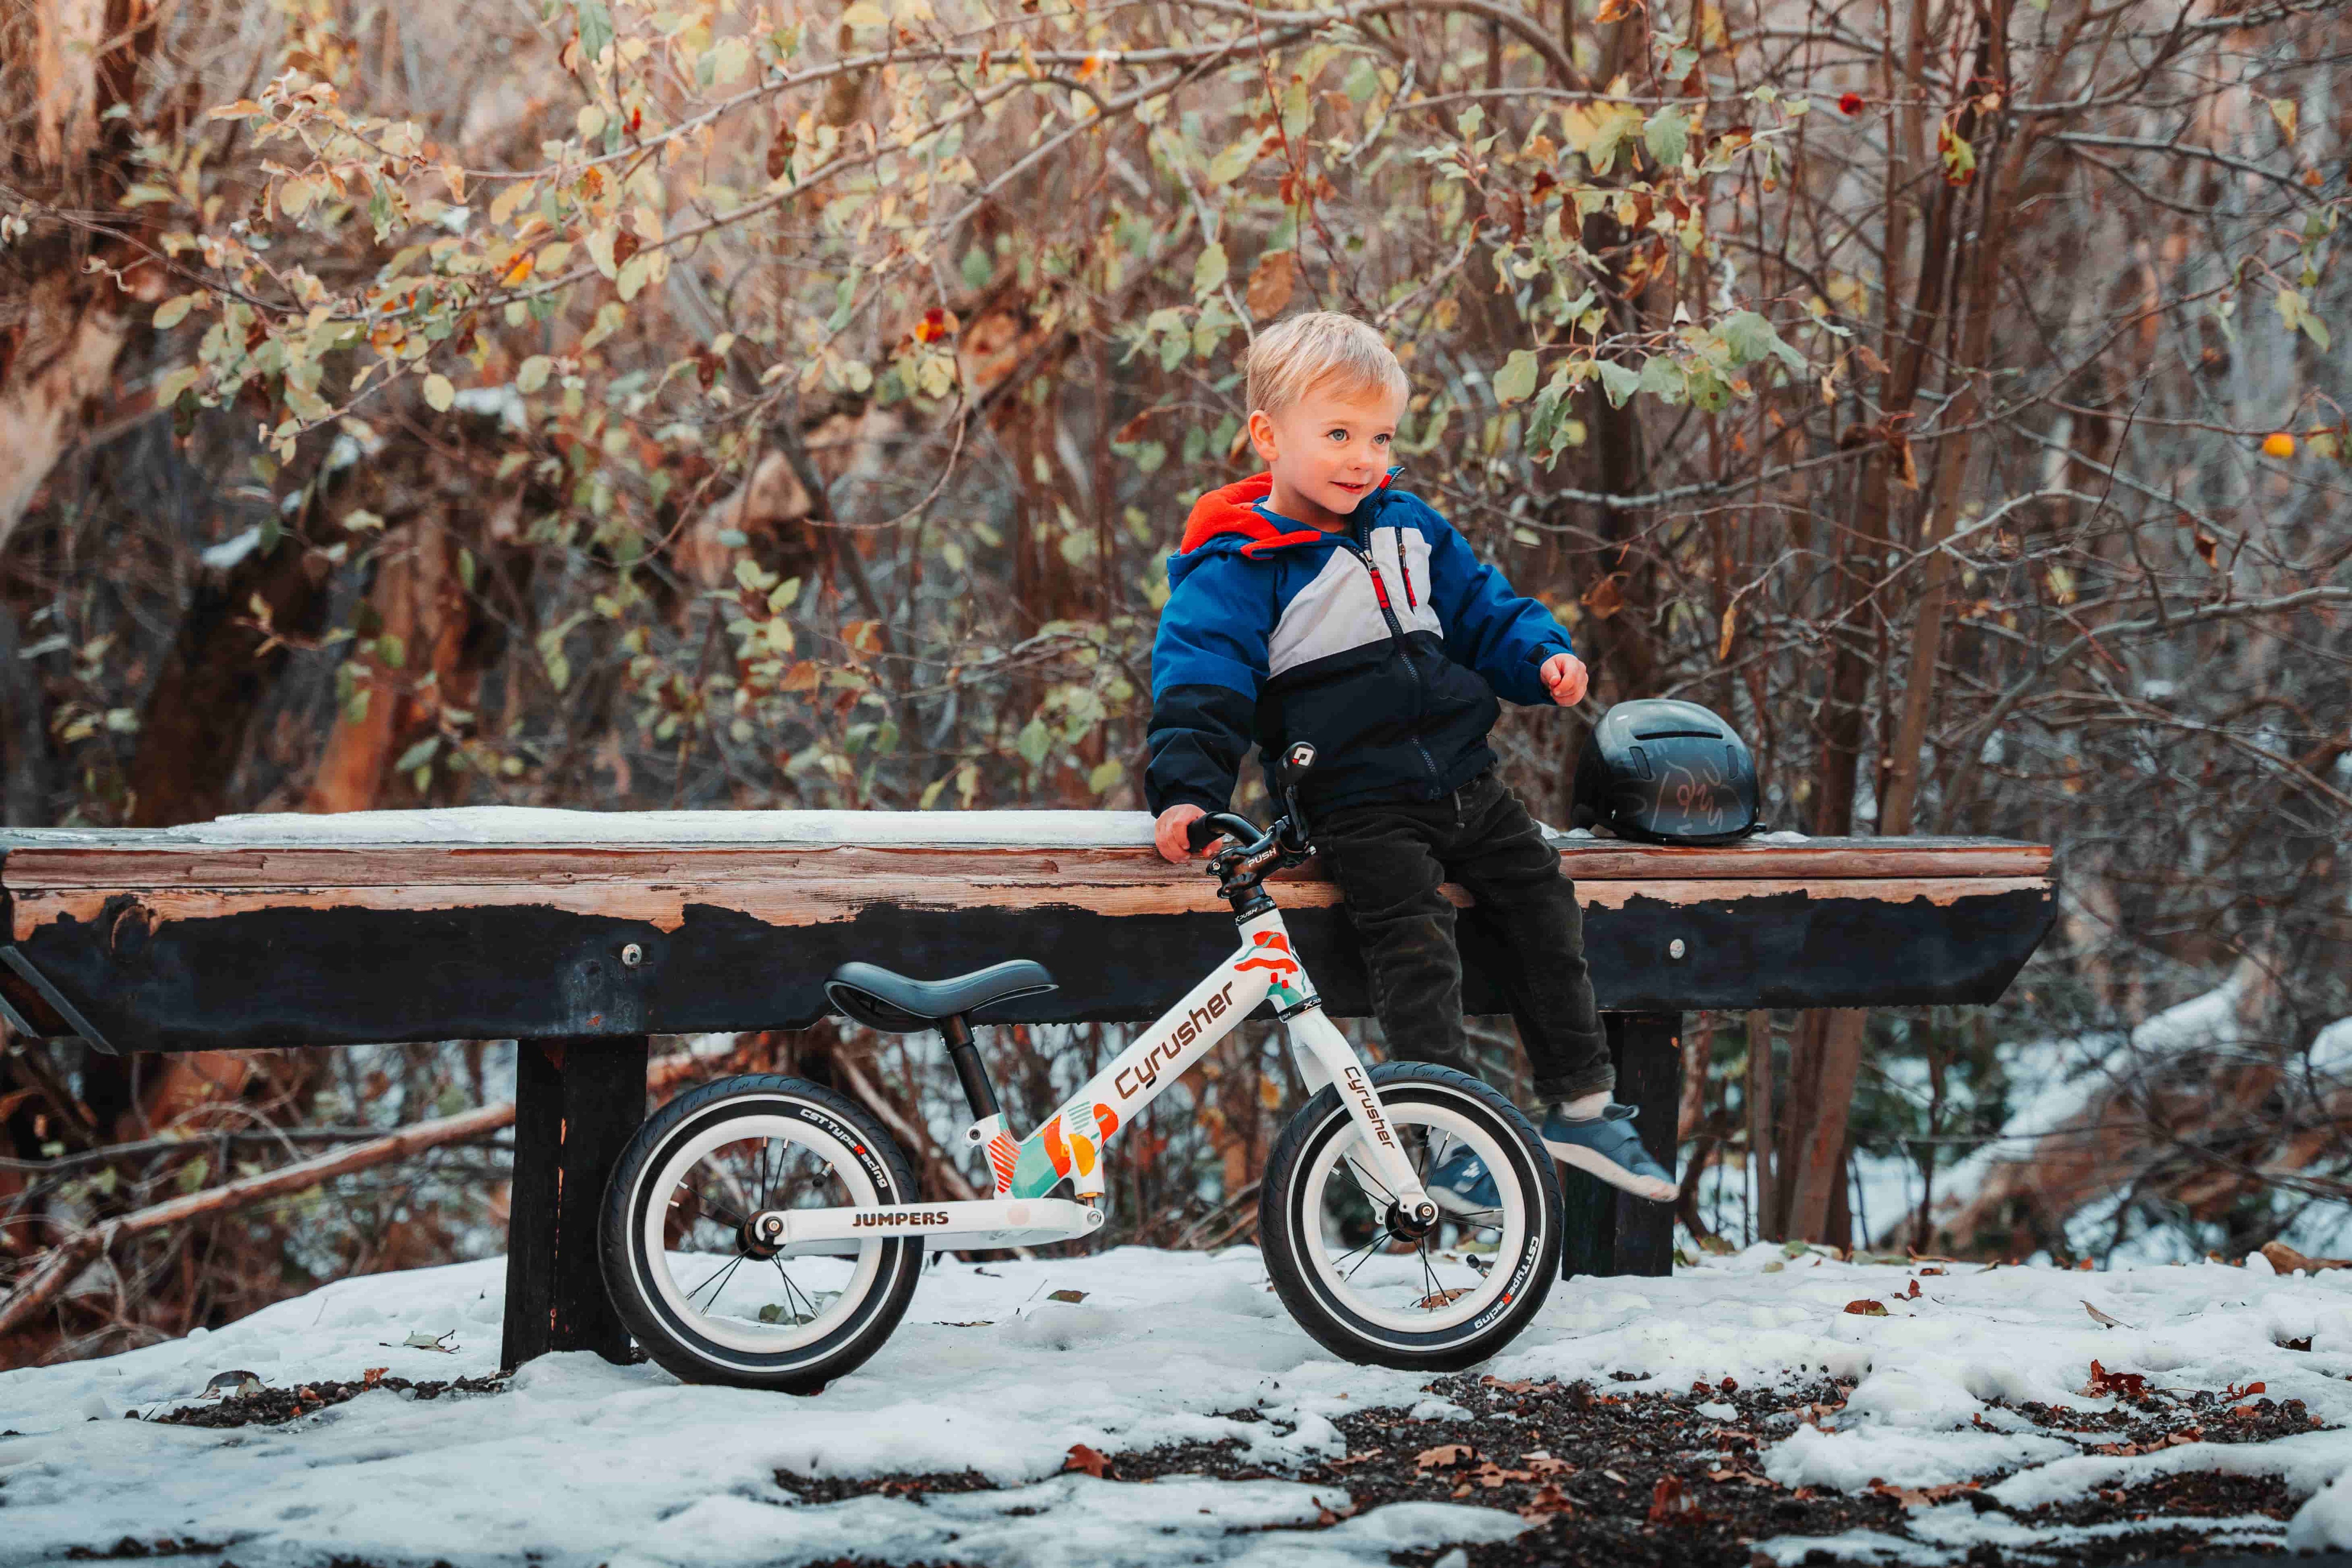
[636, 1109, 887, 1358]
[1299, 1102, 1528, 1334]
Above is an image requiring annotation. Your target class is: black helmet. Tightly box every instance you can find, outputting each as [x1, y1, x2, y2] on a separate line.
[1571, 699, 1761, 845]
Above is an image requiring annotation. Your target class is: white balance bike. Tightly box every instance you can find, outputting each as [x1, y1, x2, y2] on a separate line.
[598, 744, 1566, 1391]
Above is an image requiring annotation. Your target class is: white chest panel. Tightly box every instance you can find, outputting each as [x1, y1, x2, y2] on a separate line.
[1265, 525, 1444, 677]
[1367, 525, 1443, 637]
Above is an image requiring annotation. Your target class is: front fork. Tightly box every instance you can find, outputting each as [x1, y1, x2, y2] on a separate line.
[1280, 1002, 1437, 1230]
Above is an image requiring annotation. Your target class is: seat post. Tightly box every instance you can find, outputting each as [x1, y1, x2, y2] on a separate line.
[940, 1014, 1001, 1121]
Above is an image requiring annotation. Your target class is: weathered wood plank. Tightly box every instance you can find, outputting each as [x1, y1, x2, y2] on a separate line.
[0, 873, 2054, 1054]
[0, 833, 2051, 889]
[7, 873, 2051, 933]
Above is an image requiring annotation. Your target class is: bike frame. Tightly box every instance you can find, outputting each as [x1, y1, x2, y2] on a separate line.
[754, 902, 1434, 1254]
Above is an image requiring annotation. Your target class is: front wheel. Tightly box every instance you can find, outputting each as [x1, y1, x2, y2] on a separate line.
[1260, 1062, 1563, 1372]
[599, 1074, 924, 1392]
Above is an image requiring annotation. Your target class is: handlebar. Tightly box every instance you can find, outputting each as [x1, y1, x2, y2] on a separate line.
[1185, 811, 1265, 855]
[1182, 744, 1317, 908]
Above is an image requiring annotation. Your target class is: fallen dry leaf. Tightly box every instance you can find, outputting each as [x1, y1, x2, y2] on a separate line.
[1648, 1474, 1704, 1525]
[2082, 1301, 2133, 1330]
[1868, 1479, 1980, 1507]
[1414, 1444, 1477, 1472]
[1062, 1443, 1114, 1479]
[1843, 1299, 1889, 1317]
[1706, 1467, 1778, 1487]
[2262, 1241, 2352, 1273]
[1522, 1452, 1575, 1476]
[1517, 1482, 1577, 1520]
[2081, 1359, 2148, 1399]
[1474, 1463, 1535, 1488]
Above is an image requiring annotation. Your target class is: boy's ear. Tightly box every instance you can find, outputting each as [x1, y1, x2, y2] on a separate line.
[1246, 409, 1279, 465]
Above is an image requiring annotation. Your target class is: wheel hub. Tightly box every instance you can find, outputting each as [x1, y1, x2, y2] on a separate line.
[1384, 1198, 1439, 1242]
[739, 1211, 786, 1261]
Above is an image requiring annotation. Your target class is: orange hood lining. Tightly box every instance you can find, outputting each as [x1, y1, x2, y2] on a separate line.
[1175, 471, 1395, 559]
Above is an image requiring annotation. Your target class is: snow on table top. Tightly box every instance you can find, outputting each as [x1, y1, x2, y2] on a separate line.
[0, 807, 1812, 851]
[4, 806, 1171, 849]
[5, 1245, 2352, 1565]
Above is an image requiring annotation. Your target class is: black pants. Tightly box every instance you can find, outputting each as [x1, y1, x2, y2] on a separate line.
[1315, 769, 1612, 1105]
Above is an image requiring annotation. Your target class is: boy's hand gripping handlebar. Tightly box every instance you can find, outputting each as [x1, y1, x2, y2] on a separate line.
[1183, 744, 1318, 904]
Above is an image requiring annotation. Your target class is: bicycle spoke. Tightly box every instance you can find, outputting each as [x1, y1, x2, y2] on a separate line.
[685, 1183, 750, 1231]
[1341, 1149, 1398, 1208]
[773, 1259, 820, 1322]
[687, 1252, 748, 1308]
[1327, 1225, 1388, 1280]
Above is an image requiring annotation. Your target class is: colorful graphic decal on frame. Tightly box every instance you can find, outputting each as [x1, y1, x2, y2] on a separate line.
[1235, 931, 1306, 1007]
[1009, 1098, 1123, 1200]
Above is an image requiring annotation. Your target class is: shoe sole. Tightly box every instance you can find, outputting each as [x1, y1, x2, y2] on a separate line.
[1544, 1137, 1677, 1203]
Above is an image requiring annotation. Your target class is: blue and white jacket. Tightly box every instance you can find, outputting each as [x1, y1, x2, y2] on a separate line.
[1145, 468, 1575, 818]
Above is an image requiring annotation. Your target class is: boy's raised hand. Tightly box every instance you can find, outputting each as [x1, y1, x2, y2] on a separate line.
[1154, 803, 1212, 864]
[1540, 652, 1590, 706]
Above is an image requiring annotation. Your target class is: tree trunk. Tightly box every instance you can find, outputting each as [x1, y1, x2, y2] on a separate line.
[305, 520, 473, 813]
[127, 530, 336, 826]
[0, 0, 173, 545]
[1745, 1009, 1776, 1239]
[1785, 1009, 1869, 1239]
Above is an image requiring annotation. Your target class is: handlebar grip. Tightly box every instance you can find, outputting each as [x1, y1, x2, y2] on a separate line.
[1186, 811, 1261, 853]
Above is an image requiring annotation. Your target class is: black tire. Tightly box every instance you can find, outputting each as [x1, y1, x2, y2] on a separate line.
[599, 1074, 924, 1392]
[1259, 1062, 1563, 1372]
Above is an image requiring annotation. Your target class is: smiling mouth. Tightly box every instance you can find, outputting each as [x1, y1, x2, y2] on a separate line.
[1334, 480, 1367, 492]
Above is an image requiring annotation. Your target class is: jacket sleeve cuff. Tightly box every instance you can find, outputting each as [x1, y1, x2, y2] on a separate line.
[1148, 786, 1228, 818]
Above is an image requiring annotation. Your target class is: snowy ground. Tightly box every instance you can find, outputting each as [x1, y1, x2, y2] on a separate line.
[6, 1244, 2352, 1566]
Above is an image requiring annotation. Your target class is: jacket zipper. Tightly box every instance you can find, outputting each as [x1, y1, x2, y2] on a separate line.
[1340, 528, 1443, 795]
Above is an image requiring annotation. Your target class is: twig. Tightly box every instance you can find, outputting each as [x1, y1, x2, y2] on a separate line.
[0, 1102, 514, 1339]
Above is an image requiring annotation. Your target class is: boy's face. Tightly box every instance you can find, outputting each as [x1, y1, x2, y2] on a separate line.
[1248, 378, 1405, 526]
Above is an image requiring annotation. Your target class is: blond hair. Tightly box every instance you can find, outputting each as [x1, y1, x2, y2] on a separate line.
[1245, 311, 1410, 419]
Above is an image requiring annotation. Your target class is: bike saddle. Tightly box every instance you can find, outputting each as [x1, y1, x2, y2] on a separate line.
[824, 959, 1058, 1033]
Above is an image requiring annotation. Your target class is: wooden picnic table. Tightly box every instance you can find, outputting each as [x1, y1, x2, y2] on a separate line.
[0, 808, 2054, 1367]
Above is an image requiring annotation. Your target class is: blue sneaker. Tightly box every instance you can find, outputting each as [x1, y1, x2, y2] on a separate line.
[1425, 1145, 1501, 1218]
[1541, 1103, 1677, 1202]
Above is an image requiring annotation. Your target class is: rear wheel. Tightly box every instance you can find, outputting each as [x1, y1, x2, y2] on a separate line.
[1260, 1062, 1562, 1372]
[599, 1074, 924, 1392]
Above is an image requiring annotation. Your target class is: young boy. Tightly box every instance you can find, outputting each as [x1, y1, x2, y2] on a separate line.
[1144, 311, 1676, 1208]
